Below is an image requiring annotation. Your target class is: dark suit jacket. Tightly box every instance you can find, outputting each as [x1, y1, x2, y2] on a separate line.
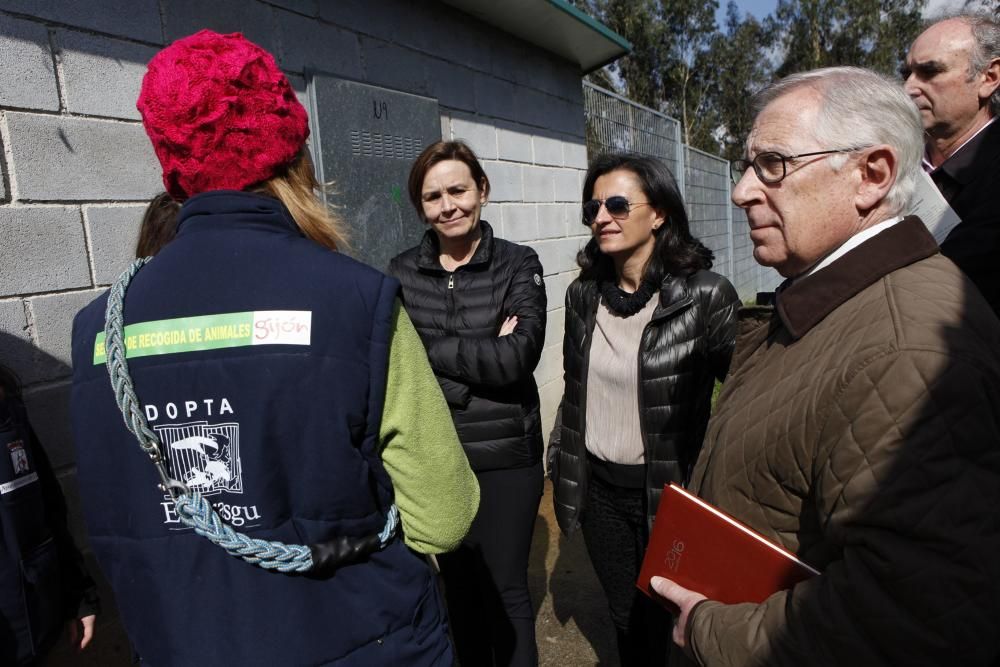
[935, 118, 1000, 317]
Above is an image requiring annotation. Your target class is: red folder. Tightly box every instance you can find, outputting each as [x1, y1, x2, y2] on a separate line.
[637, 483, 819, 605]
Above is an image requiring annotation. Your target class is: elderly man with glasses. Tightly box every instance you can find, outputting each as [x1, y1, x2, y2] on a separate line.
[652, 66, 1000, 666]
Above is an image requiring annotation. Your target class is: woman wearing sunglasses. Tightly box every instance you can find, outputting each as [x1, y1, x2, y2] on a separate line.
[548, 152, 740, 665]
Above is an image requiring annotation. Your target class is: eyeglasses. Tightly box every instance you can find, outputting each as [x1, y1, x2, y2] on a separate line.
[730, 147, 871, 185]
[581, 196, 652, 226]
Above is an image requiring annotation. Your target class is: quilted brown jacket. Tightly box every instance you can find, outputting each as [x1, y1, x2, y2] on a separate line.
[681, 218, 1000, 667]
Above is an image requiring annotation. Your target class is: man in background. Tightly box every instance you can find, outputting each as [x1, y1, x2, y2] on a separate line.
[903, 14, 1000, 315]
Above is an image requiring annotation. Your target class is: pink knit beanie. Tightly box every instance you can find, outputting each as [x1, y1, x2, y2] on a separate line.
[137, 30, 309, 200]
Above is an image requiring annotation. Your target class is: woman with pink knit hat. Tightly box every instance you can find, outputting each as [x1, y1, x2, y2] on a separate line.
[70, 30, 478, 666]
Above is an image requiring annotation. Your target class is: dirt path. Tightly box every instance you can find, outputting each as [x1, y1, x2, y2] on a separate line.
[531, 480, 618, 666]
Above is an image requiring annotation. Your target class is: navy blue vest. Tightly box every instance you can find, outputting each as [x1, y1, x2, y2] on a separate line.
[71, 192, 450, 666]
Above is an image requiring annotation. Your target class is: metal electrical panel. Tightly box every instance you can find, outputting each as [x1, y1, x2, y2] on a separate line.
[307, 74, 442, 271]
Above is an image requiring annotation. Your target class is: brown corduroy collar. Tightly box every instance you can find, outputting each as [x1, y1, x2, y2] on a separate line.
[775, 216, 939, 340]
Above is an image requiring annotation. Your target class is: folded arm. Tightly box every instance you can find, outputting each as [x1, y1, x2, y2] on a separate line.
[424, 251, 546, 386]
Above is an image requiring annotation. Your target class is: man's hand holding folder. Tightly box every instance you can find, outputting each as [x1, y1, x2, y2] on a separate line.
[637, 484, 820, 649]
[649, 576, 706, 650]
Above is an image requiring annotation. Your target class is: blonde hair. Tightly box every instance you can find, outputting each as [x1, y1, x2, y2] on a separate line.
[255, 150, 349, 252]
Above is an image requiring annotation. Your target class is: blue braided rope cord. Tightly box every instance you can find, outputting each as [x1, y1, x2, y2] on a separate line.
[103, 258, 399, 573]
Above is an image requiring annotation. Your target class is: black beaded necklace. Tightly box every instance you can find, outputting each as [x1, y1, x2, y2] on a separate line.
[599, 278, 658, 317]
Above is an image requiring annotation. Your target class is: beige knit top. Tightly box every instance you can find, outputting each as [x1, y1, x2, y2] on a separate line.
[584, 295, 658, 464]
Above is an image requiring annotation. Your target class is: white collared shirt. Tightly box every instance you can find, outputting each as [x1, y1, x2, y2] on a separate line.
[802, 216, 904, 278]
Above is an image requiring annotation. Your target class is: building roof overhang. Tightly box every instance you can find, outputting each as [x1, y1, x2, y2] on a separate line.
[442, 0, 631, 73]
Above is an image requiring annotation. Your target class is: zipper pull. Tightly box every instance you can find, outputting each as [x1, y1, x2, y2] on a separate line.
[448, 274, 454, 289]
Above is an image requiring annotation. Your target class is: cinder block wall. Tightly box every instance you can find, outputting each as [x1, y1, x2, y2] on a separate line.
[0, 0, 585, 658]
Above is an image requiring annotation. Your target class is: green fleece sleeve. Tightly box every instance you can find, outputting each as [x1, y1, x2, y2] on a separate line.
[379, 301, 479, 554]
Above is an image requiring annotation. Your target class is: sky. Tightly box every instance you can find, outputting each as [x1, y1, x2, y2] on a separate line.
[715, 0, 992, 29]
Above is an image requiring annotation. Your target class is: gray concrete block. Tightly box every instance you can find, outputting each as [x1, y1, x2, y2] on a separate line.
[538, 373, 564, 444]
[29, 290, 100, 374]
[362, 38, 429, 96]
[0, 298, 73, 385]
[522, 165, 554, 203]
[0, 135, 6, 202]
[56, 30, 157, 121]
[85, 205, 145, 285]
[489, 34, 534, 83]
[451, 115, 497, 160]
[267, 0, 318, 16]
[427, 14, 493, 75]
[544, 270, 577, 309]
[553, 167, 581, 202]
[427, 59, 476, 113]
[552, 62, 584, 105]
[162, 0, 279, 56]
[530, 236, 586, 276]
[548, 97, 586, 138]
[524, 54, 583, 104]
[0, 299, 33, 378]
[6, 112, 161, 201]
[474, 74, 517, 122]
[497, 125, 532, 163]
[536, 203, 568, 240]
[513, 86, 555, 129]
[543, 307, 564, 349]
[0, 206, 90, 296]
[533, 342, 562, 386]
[276, 11, 362, 76]
[533, 135, 563, 167]
[23, 381, 75, 470]
[483, 160, 522, 202]
[564, 141, 588, 169]
[318, 0, 409, 40]
[0, 15, 59, 111]
[323, 0, 435, 55]
[1, 0, 162, 42]
[499, 203, 537, 242]
[565, 203, 584, 231]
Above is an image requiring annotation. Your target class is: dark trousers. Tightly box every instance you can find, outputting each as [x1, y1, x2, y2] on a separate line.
[438, 462, 543, 667]
[581, 471, 672, 667]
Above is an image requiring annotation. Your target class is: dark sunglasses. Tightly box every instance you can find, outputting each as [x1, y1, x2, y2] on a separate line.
[581, 196, 652, 226]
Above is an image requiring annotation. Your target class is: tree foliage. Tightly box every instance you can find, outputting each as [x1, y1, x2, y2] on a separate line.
[770, 0, 924, 77]
[581, 0, 926, 158]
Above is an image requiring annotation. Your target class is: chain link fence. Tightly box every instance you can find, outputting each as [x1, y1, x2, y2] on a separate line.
[583, 82, 781, 301]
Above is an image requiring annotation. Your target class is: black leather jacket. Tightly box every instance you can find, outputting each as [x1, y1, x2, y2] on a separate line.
[550, 270, 739, 535]
[389, 221, 547, 472]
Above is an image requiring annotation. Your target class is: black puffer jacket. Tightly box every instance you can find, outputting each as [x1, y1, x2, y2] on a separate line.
[550, 270, 739, 535]
[388, 221, 546, 472]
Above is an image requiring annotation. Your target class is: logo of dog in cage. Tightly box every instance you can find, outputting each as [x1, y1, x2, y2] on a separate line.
[154, 421, 243, 497]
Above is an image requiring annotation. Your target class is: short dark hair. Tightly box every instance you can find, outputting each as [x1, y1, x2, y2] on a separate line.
[407, 140, 491, 218]
[578, 152, 713, 283]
